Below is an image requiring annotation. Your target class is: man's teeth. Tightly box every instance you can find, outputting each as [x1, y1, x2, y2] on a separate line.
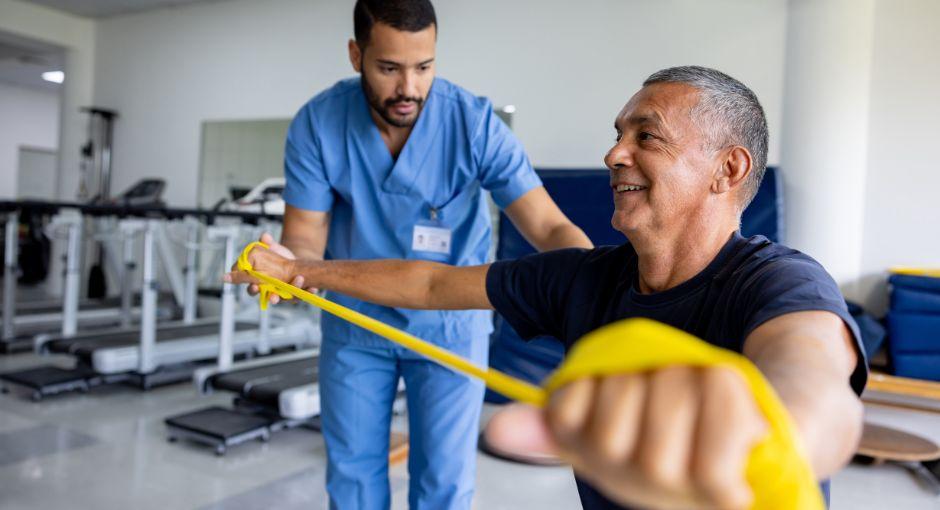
[615, 184, 646, 192]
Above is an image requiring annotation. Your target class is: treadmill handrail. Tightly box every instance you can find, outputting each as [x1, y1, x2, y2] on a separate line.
[0, 199, 284, 223]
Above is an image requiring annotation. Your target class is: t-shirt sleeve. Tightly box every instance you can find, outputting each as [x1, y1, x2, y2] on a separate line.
[486, 248, 590, 341]
[740, 256, 869, 395]
[282, 105, 334, 212]
[472, 100, 542, 208]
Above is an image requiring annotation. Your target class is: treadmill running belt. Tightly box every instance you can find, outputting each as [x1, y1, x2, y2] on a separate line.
[14, 297, 120, 314]
[212, 359, 317, 408]
[245, 366, 318, 407]
[46, 322, 256, 364]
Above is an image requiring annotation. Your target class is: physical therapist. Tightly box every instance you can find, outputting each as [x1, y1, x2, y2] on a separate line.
[260, 1, 592, 508]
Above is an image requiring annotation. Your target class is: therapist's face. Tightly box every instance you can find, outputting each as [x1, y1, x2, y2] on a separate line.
[349, 22, 437, 128]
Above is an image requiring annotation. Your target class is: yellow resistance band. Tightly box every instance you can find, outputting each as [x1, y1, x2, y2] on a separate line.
[237, 242, 823, 510]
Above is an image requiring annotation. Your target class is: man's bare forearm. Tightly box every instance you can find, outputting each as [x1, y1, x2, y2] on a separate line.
[280, 234, 325, 261]
[754, 341, 862, 478]
[280, 205, 330, 262]
[292, 259, 492, 311]
[537, 223, 593, 252]
[745, 312, 863, 478]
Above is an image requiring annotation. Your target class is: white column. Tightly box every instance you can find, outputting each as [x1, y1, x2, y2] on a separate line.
[780, 0, 875, 297]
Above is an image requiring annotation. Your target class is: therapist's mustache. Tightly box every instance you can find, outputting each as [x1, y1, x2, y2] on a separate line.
[384, 96, 423, 108]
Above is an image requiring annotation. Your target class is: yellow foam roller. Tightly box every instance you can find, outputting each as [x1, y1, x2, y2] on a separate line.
[237, 242, 823, 509]
[890, 266, 940, 278]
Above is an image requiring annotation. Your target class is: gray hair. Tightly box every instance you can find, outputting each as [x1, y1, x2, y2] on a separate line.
[643, 66, 768, 209]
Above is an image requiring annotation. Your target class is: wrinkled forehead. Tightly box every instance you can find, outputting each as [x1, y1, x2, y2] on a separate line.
[615, 82, 701, 131]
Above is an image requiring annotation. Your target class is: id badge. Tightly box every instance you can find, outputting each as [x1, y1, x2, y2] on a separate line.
[413, 219, 452, 255]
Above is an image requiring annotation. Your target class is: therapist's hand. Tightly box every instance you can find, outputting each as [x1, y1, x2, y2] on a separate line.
[224, 232, 305, 305]
[491, 367, 766, 510]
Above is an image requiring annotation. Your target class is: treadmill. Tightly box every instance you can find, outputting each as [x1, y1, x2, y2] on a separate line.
[165, 348, 320, 455]
[165, 339, 413, 456]
[0, 182, 178, 353]
[1, 213, 314, 401]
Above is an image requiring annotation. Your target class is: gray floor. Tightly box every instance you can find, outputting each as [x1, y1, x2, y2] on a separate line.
[1, 349, 938, 509]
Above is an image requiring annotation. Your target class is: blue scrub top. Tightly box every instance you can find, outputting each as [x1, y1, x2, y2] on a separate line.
[283, 77, 541, 348]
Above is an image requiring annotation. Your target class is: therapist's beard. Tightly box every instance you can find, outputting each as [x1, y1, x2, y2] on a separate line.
[361, 74, 425, 128]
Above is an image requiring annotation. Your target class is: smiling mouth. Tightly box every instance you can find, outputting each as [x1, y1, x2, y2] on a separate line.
[613, 184, 648, 193]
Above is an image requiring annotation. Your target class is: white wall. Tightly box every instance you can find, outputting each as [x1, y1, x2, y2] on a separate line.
[0, 0, 96, 201]
[857, 0, 940, 314]
[39, 0, 940, 313]
[92, 0, 788, 206]
[779, 0, 875, 291]
[0, 81, 60, 197]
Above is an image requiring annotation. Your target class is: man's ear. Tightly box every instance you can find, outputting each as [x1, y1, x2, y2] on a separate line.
[348, 39, 362, 73]
[712, 146, 752, 195]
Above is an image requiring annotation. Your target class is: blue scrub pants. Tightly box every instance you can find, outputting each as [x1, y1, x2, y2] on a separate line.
[319, 337, 488, 510]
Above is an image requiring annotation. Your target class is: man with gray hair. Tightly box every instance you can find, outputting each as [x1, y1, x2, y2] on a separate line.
[228, 66, 867, 509]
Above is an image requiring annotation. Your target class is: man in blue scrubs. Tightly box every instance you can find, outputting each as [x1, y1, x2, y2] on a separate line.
[259, 1, 592, 508]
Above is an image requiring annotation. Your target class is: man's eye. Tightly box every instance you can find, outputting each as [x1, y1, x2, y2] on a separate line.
[418, 65, 430, 72]
[380, 66, 395, 73]
[615, 132, 623, 142]
[638, 132, 655, 141]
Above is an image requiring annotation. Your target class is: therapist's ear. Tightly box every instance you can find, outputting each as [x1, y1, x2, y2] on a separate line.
[348, 39, 363, 73]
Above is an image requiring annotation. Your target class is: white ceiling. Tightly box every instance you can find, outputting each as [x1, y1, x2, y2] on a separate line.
[18, 0, 221, 18]
[0, 32, 63, 92]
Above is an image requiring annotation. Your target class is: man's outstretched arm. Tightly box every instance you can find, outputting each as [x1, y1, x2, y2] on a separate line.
[743, 310, 863, 478]
[485, 310, 863, 509]
[225, 244, 493, 311]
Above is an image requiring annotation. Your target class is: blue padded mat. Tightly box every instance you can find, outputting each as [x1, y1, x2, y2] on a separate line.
[891, 353, 940, 382]
[889, 274, 940, 314]
[887, 313, 940, 353]
[890, 287, 940, 314]
[890, 273, 940, 294]
[887, 274, 940, 380]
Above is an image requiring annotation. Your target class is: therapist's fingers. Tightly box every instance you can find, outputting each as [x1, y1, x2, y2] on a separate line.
[224, 270, 258, 285]
[260, 232, 297, 260]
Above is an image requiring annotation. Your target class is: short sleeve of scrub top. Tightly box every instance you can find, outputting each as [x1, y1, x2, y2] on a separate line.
[473, 101, 542, 208]
[283, 105, 334, 212]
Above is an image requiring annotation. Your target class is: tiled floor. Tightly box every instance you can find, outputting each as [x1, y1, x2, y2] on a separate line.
[1, 349, 938, 509]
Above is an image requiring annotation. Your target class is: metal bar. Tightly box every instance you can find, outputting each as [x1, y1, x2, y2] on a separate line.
[257, 307, 271, 356]
[209, 226, 239, 371]
[120, 226, 135, 328]
[155, 224, 185, 306]
[183, 218, 199, 324]
[3, 211, 19, 339]
[138, 220, 158, 374]
[61, 215, 83, 337]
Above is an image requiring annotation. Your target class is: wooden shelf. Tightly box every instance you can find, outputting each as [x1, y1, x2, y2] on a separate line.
[866, 372, 940, 400]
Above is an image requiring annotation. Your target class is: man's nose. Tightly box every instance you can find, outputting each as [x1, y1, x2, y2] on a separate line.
[605, 141, 634, 171]
[397, 69, 419, 99]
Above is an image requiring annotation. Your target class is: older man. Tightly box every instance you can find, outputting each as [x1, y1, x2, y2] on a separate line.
[228, 66, 866, 509]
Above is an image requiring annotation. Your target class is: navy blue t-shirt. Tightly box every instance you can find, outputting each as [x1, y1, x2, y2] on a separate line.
[485, 232, 867, 510]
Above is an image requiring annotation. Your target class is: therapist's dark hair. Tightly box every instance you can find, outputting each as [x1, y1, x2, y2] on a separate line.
[354, 0, 437, 48]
